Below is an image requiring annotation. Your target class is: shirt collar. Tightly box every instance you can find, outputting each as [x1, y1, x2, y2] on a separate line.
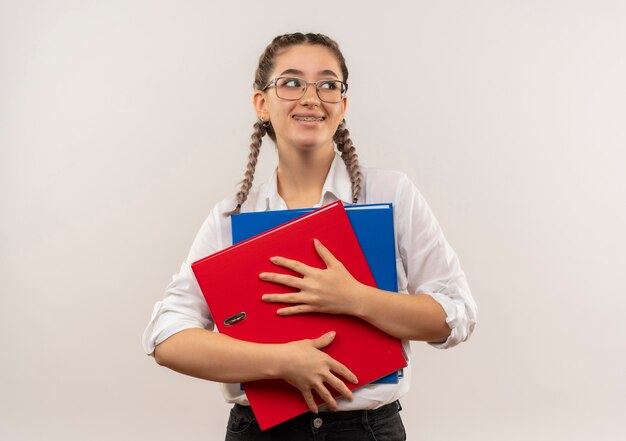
[255, 153, 354, 211]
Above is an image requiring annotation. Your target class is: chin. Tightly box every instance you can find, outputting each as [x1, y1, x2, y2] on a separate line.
[276, 133, 335, 153]
[296, 139, 334, 151]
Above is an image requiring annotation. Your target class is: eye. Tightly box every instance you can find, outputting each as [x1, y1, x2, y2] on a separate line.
[318, 80, 339, 90]
[278, 77, 304, 88]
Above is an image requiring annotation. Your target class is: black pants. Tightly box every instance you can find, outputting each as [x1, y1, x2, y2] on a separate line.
[225, 401, 406, 441]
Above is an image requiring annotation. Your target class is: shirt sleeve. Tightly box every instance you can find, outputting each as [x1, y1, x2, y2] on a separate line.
[141, 204, 226, 356]
[395, 174, 477, 349]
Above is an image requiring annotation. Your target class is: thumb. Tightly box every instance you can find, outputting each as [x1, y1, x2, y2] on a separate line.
[311, 331, 336, 349]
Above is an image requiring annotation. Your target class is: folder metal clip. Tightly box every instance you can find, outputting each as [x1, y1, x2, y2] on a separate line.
[224, 312, 247, 326]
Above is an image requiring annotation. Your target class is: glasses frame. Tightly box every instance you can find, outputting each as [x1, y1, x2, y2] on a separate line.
[262, 76, 348, 103]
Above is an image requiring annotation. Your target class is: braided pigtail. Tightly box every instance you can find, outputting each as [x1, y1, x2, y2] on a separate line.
[226, 120, 266, 215]
[334, 119, 362, 204]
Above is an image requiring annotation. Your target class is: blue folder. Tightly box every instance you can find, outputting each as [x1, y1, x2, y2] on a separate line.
[232, 203, 401, 384]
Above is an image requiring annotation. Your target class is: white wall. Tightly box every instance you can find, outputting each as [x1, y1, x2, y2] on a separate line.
[1, 1, 625, 440]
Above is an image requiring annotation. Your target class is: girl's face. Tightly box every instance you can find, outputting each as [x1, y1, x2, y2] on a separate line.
[254, 44, 347, 155]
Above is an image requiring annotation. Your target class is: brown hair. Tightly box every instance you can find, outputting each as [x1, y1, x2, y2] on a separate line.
[231, 32, 362, 213]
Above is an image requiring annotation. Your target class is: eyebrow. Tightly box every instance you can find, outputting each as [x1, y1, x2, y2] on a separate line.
[278, 68, 340, 79]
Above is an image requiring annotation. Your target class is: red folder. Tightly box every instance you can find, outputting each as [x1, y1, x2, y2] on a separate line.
[191, 201, 406, 430]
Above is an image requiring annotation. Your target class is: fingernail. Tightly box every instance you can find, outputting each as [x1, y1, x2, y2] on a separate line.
[270, 256, 278, 263]
[259, 273, 267, 280]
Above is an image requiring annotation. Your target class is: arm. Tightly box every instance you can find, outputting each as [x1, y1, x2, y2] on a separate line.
[344, 285, 450, 342]
[260, 239, 450, 342]
[154, 328, 357, 413]
[142, 203, 357, 413]
[261, 174, 476, 348]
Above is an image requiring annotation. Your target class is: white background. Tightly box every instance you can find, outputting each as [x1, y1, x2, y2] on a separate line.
[2, 1, 625, 440]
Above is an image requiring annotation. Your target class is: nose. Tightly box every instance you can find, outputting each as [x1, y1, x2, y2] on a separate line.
[300, 83, 320, 106]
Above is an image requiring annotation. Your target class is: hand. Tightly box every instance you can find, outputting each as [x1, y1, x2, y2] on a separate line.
[277, 331, 358, 413]
[260, 238, 365, 316]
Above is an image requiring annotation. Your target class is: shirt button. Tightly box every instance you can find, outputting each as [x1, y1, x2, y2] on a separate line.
[313, 417, 323, 429]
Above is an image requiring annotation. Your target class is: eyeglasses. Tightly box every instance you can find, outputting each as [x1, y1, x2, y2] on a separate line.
[262, 77, 348, 103]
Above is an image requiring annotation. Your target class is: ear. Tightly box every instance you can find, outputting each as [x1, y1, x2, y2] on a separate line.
[253, 90, 269, 121]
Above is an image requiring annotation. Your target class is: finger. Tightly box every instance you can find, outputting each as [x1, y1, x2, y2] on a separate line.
[276, 304, 317, 316]
[313, 383, 338, 411]
[313, 238, 339, 267]
[324, 373, 353, 402]
[301, 389, 318, 414]
[329, 359, 359, 385]
[259, 272, 304, 289]
[270, 256, 312, 275]
[311, 331, 336, 349]
[261, 293, 309, 304]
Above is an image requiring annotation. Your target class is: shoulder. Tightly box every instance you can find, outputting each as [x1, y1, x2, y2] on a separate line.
[360, 166, 416, 204]
[210, 178, 269, 216]
[362, 166, 409, 182]
[185, 195, 238, 262]
[186, 179, 272, 262]
[360, 165, 437, 236]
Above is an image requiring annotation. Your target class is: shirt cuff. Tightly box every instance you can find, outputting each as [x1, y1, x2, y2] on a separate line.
[141, 301, 211, 356]
[422, 291, 469, 350]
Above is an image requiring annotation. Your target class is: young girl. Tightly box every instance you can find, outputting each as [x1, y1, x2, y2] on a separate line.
[143, 32, 477, 441]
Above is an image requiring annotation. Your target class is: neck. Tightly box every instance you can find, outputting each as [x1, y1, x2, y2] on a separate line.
[276, 144, 335, 209]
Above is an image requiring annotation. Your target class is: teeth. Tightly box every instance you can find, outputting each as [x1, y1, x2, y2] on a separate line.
[295, 116, 323, 121]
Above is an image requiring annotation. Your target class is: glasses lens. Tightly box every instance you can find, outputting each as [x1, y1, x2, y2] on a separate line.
[316, 80, 345, 103]
[275, 77, 306, 100]
[273, 77, 346, 102]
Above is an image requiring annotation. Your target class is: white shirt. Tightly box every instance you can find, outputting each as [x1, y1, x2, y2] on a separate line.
[142, 153, 477, 410]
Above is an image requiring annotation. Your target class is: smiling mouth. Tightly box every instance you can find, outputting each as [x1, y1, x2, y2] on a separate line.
[293, 116, 325, 122]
